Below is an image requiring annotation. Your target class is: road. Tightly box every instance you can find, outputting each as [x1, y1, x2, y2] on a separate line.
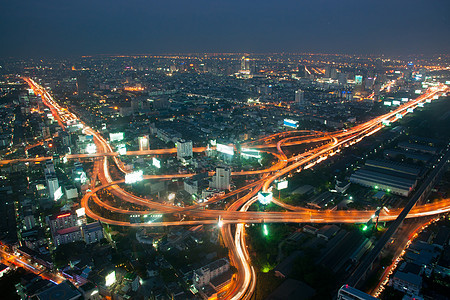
[0, 247, 65, 284]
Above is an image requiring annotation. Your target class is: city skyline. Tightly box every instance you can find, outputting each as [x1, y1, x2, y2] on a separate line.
[0, 2, 449, 299]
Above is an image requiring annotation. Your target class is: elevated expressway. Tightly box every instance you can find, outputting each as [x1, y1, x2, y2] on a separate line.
[22, 77, 449, 299]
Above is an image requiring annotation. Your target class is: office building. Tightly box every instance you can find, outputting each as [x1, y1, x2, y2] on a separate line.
[54, 226, 83, 247]
[47, 212, 78, 234]
[176, 139, 193, 159]
[82, 222, 104, 244]
[240, 56, 250, 73]
[210, 167, 231, 190]
[46, 175, 60, 200]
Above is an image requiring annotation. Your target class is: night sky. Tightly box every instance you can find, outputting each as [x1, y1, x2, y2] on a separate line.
[1, 0, 449, 58]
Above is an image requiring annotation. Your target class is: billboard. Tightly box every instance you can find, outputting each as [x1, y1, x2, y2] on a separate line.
[241, 149, 261, 159]
[415, 89, 422, 94]
[277, 180, 288, 190]
[402, 98, 409, 102]
[86, 143, 97, 154]
[125, 170, 143, 184]
[392, 100, 401, 106]
[54, 186, 63, 201]
[383, 101, 392, 106]
[76, 207, 86, 217]
[284, 119, 298, 128]
[355, 75, 363, 84]
[217, 143, 234, 156]
[258, 192, 272, 205]
[152, 157, 161, 169]
[105, 271, 116, 287]
[110, 132, 124, 142]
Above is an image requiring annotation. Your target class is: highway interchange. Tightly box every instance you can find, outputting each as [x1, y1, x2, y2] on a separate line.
[14, 77, 450, 299]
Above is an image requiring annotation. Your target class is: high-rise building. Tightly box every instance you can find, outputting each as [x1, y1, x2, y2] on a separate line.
[44, 160, 60, 200]
[240, 56, 250, 72]
[46, 175, 60, 200]
[139, 135, 149, 151]
[76, 74, 88, 94]
[176, 139, 193, 160]
[210, 167, 231, 190]
[295, 89, 305, 107]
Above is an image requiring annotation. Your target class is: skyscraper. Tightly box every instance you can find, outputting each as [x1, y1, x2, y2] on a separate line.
[295, 89, 305, 107]
[241, 56, 250, 72]
[210, 167, 231, 190]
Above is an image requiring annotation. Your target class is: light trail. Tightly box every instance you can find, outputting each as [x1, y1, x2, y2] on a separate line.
[21, 77, 449, 299]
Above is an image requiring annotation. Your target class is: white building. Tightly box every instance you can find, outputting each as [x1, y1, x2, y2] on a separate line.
[210, 167, 231, 190]
[184, 179, 199, 195]
[390, 271, 422, 297]
[176, 139, 193, 160]
[46, 175, 60, 200]
[45, 160, 60, 200]
[193, 258, 230, 289]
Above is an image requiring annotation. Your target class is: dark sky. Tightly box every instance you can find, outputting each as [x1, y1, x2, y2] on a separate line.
[1, 0, 449, 58]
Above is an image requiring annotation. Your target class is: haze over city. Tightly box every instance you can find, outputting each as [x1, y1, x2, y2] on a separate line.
[1, 0, 450, 57]
[0, 1, 449, 300]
